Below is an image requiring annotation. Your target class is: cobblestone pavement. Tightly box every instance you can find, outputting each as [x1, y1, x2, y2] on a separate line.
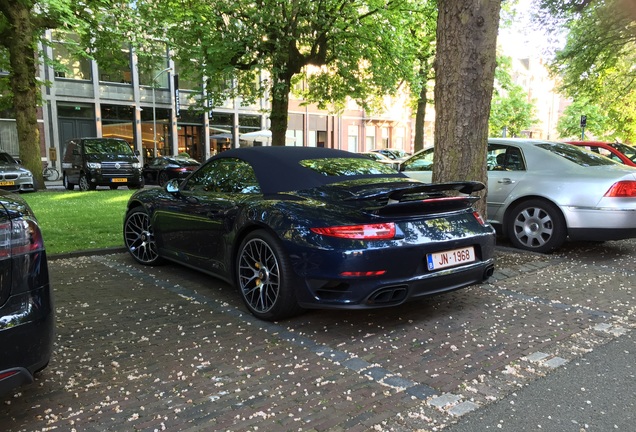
[1, 239, 634, 432]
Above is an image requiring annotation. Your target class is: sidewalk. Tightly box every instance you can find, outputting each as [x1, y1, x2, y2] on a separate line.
[1, 241, 634, 431]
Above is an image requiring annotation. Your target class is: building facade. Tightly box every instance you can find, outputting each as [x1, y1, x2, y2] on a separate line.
[0, 32, 418, 172]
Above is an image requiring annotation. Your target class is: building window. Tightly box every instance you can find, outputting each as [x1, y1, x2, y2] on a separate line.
[174, 58, 202, 91]
[0, 119, 19, 157]
[347, 125, 359, 152]
[366, 126, 376, 150]
[96, 43, 132, 84]
[51, 32, 91, 80]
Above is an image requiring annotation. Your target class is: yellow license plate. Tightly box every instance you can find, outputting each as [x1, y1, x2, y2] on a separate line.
[0, 181, 15, 186]
[111, 178, 127, 183]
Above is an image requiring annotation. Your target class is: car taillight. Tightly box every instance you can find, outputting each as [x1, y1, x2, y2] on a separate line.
[473, 211, 487, 226]
[604, 181, 636, 197]
[0, 371, 19, 380]
[310, 223, 396, 239]
[0, 217, 44, 259]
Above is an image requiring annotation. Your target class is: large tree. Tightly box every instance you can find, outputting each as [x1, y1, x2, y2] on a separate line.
[433, 0, 502, 216]
[0, 1, 115, 188]
[0, 0, 67, 187]
[135, 0, 424, 146]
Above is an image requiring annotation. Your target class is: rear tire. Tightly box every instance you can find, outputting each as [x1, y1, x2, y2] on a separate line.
[63, 174, 74, 191]
[236, 230, 304, 321]
[506, 199, 566, 253]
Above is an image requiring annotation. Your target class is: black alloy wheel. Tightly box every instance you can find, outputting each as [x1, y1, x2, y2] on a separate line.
[123, 206, 164, 265]
[236, 230, 304, 321]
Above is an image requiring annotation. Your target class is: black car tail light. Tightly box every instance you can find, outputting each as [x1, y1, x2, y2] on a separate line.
[0, 217, 44, 259]
[310, 223, 396, 239]
[473, 211, 487, 226]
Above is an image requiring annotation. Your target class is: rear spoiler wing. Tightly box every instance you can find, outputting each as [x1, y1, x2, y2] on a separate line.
[343, 181, 485, 202]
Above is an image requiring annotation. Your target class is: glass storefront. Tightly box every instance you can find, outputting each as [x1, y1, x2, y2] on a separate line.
[177, 110, 204, 161]
[101, 105, 135, 146]
[140, 107, 171, 158]
[210, 112, 234, 154]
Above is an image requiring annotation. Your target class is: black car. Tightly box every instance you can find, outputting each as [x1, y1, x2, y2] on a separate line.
[61, 137, 144, 191]
[142, 156, 201, 186]
[0, 191, 54, 397]
[123, 147, 495, 321]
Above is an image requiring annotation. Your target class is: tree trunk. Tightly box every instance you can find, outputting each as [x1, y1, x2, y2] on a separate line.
[413, 76, 428, 153]
[2, 1, 45, 189]
[269, 73, 292, 147]
[433, 0, 501, 216]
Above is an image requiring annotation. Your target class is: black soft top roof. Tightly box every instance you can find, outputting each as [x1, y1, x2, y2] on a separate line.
[209, 146, 404, 194]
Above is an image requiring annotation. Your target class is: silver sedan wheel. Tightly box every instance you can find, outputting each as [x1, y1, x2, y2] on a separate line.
[124, 208, 161, 265]
[508, 199, 566, 253]
[238, 238, 280, 314]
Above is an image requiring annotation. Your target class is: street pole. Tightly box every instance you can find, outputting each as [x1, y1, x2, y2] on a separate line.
[152, 67, 172, 158]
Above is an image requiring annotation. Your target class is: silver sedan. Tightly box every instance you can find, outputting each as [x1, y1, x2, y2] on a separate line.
[0, 152, 36, 193]
[400, 138, 636, 253]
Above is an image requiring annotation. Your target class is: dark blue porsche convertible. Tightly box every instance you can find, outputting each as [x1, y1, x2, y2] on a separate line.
[123, 146, 495, 321]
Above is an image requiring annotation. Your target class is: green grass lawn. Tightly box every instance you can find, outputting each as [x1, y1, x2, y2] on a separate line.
[22, 189, 135, 255]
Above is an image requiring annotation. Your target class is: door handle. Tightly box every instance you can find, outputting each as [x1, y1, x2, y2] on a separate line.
[498, 178, 514, 185]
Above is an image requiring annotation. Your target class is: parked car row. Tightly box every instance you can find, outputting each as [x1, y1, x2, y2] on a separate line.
[5, 137, 636, 398]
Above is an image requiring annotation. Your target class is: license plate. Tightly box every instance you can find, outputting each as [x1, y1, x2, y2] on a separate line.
[111, 178, 127, 183]
[427, 246, 475, 270]
[0, 181, 15, 186]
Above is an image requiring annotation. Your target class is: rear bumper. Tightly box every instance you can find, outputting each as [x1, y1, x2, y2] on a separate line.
[297, 258, 496, 309]
[565, 206, 636, 241]
[0, 286, 55, 397]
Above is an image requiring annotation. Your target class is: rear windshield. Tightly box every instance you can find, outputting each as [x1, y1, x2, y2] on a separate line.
[536, 142, 616, 167]
[300, 158, 397, 176]
[84, 139, 133, 155]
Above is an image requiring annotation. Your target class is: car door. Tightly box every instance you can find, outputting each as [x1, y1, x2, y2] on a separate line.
[486, 143, 526, 223]
[153, 158, 259, 277]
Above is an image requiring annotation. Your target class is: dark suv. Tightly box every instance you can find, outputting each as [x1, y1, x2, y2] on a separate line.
[62, 137, 144, 191]
[0, 191, 54, 397]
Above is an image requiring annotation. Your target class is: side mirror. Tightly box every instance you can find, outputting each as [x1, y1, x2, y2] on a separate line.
[165, 178, 180, 194]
